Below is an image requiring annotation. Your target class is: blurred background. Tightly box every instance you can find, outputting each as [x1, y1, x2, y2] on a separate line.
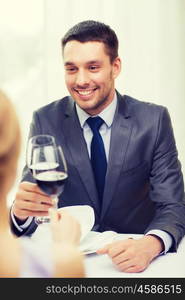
[0, 0, 185, 205]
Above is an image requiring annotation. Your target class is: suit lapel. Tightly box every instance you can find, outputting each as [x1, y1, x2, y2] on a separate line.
[60, 97, 100, 214]
[101, 93, 133, 219]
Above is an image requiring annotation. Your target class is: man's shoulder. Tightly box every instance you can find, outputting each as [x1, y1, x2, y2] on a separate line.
[122, 94, 167, 117]
[116, 93, 169, 127]
[124, 94, 166, 111]
[35, 96, 71, 116]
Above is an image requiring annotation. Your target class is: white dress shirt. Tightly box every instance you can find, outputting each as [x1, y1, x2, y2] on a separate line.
[13, 92, 172, 253]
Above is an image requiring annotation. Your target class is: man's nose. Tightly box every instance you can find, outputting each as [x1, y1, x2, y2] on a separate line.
[76, 70, 90, 86]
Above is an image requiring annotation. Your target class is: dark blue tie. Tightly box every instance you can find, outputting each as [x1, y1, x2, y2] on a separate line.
[86, 117, 107, 203]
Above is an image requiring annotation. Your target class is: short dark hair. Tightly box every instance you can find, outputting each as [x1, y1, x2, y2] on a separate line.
[61, 20, 119, 63]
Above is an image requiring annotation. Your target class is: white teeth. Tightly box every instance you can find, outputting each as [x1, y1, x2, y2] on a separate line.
[77, 90, 94, 96]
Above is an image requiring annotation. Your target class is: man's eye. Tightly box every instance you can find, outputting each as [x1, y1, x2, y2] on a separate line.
[66, 67, 76, 72]
[89, 65, 99, 71]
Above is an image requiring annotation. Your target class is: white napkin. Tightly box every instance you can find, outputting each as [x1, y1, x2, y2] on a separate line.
[58, 205, 95, 241]
[79, 230, 118, 254]
[31, 205, 95, 245]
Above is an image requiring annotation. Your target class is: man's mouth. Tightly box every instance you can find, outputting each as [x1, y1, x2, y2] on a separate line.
[74, 88, 98, 97]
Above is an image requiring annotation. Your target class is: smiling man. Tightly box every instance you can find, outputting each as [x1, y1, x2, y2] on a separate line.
[10, 20, 185, 273]
[63, 40, 121, 115]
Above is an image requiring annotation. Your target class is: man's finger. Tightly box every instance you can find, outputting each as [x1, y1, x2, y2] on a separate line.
[96, 243, 112, 254]
[16, 190, 52, 205]
[20, 181, 49, 196]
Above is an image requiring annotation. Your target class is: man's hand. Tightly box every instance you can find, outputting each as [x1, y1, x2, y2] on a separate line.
[12, 181, 53, 221]
[97, 235, 163, 273]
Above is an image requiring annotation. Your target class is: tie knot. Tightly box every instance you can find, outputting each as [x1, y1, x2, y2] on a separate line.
[86, 116, 104, 132]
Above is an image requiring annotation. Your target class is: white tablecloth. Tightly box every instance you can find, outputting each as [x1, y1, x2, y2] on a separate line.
[31, 224, 185, 278]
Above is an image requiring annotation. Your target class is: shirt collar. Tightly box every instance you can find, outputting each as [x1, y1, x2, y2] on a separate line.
[76, 92, 117, 128]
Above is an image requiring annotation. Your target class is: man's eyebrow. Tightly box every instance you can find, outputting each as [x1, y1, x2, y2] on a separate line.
[64, 60, 102, 66]
[64, 62, 75, 66]
[87, 60, 102, 64]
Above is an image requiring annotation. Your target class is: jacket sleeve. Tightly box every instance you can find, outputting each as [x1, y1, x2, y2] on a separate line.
[145, 107, 185, 251]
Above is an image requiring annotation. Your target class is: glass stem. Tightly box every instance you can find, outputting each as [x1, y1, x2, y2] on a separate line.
[52, 196, 58, 209]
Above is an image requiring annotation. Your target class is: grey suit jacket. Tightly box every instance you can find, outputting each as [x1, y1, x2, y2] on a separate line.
[11, 92, 185, 251]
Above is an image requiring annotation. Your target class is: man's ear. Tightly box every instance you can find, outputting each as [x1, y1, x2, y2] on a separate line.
[112, 56, 121, 79]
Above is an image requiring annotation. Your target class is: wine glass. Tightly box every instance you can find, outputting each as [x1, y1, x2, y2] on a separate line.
[26, 134, 68, 225]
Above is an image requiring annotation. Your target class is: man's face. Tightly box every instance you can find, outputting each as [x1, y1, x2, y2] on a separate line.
[63, 41, 121, 115]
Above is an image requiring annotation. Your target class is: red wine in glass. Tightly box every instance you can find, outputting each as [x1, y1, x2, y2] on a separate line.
[27, 135, 67, 225]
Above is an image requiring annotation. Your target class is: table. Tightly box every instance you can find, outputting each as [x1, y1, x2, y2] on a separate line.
[84, 235, 185, 278]
[31, 225, 185, 278]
